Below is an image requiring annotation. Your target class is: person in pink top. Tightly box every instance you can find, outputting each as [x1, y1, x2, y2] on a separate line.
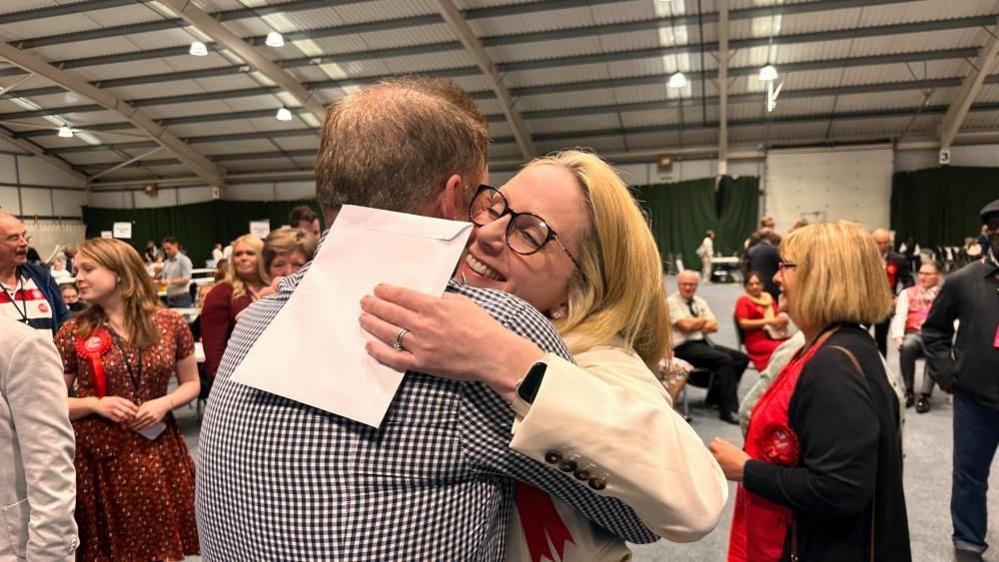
[891, 260, 942, 412]
[734, 271, 792, 371]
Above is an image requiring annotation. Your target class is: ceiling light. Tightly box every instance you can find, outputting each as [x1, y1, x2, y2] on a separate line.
[759, 64, 779, 82]
[189, 41, 208, 56]
[667, 71, 688, 89]
[57, 126, 74, 138]
[275, 107, 293, 121]
[265, 31, 285, 48]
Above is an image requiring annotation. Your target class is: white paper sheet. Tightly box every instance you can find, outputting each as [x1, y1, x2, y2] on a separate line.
[231, 205, 473, 427]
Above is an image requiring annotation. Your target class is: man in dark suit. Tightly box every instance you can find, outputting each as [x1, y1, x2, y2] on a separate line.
[872, 228, 915, 358]
[746, 230, 781, 301]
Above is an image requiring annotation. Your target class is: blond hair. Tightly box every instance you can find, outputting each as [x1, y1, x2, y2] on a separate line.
[262, 227, 318, 271]
[74, 238, 161, 348]
[224, 234, 268, 301]
[779, 221, 893, 327]
[527, 150, 671, 369]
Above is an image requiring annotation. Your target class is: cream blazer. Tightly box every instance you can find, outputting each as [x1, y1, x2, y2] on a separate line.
[0, 318, 78, 562]
[505, 339, 728, 562]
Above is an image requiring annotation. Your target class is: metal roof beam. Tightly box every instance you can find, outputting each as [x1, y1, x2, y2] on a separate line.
[0, 125, 87, 179]
[157, 0, 326, 122]
[432, 0, 534, 159]
[0, 42, 221, 186]
[1, 0, 941, 78]
[717, 0, 730, 176]
[0, 0, 137, 25]
[939, 19, 999, 151]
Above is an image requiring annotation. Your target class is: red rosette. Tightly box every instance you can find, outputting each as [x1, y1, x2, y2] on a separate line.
[886, 261, 898, 288]
[759, 423, 801, 467]
[75, 328, 112, 398]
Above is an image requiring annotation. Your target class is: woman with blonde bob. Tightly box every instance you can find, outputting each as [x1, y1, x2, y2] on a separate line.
[263, 226, 318, 279]
[56, 238, 200, 561]
[201, 234, 267, 379]
[710, 221, 911, 562]
[359, 150, 727, 561]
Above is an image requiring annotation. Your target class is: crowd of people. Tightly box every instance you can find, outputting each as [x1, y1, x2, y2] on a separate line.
[0, 75, 998, 562]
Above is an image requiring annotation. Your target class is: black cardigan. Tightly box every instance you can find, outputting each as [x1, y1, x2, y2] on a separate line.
[743, 325, 912, 562]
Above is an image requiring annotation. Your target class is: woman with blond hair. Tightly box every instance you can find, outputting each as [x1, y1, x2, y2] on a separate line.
[55, 238, 199, 561]
[359, 150, 727, 560]
[201, 234, 267, 379]
[263, 226, 318, 280]
[710, 221, 911, 562]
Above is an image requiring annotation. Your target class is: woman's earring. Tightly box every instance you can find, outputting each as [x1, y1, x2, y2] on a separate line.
[550, 310, 564, 320]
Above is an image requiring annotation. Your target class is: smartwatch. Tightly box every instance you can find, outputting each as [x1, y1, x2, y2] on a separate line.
[516, 361, 548, 404]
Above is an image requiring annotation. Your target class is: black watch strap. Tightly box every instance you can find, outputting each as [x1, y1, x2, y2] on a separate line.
[517, 361, 547, 404]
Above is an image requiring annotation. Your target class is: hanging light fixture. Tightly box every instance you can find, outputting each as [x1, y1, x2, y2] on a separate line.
[275, 107, 293, 121]
[57, 126, 74, 138]
[758, 64, 779, 82]
[189, 41, 208, 56]
[265, 31, 285, 48]
[668, 71, 688, 89]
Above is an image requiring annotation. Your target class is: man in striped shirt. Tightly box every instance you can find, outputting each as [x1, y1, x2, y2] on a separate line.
[0, 212, 70, 335]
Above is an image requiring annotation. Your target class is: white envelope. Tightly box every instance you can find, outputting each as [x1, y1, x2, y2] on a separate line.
[231, 205, 473, 427]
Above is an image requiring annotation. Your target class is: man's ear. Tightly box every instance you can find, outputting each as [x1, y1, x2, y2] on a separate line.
[437, 174, 468, 221]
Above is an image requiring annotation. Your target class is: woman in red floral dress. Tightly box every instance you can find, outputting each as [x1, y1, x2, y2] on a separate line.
[56, 238, 200, 561]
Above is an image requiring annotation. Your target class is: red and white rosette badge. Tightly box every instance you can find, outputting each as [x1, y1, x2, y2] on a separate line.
[760, 423, 801, 467]
[75, 328, 112, 397]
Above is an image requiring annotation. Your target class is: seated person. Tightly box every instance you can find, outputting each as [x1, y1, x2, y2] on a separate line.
[668, 270, 749, 424]
[891, 260, 943, 413]
[734, 271, 791, 371]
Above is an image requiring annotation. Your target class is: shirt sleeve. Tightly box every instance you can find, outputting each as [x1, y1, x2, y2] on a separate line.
[668, 296, 688, 326]
[180, 255, 193, 280]
[701, 299, 716, 322]
[171, 309, 195, 361]
[6, 330, 79, 559]
[743, 346, 879, 517]
[509, 348, 727, 542]
[734, 296, 753, 321]
[921, 278, 959, 384]
[200, 284, 232, 377]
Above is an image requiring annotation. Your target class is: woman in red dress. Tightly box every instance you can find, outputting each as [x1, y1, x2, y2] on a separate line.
[57, 238, 200, 562]
[200, 234, 267, 379]
[734, 271, 791, 371]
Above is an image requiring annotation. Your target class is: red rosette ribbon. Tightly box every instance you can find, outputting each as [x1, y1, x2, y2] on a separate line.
[886, 261, 898, 289]
[760, 423, 801, 467]
[515, 482, 574, 562]
[74, 329, 112, 398]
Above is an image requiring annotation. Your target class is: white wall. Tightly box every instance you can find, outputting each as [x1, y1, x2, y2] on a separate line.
[0, 152, 86, 218]
[765, 147, 894, 232]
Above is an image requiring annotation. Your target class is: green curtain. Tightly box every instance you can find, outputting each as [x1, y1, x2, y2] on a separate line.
[891, 166, 999, 247]
[82, 199, 323, 266]
[633, 176, 760, 271]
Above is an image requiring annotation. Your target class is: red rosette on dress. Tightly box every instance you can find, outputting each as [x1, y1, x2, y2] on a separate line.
[75, 328, 112, 397]
[759, 423, 801, 467]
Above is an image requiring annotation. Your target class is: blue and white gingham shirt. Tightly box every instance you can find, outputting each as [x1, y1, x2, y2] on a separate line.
[196, 262, 657, 561]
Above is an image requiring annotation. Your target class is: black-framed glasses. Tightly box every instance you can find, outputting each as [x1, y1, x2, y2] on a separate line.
[777, 260, 798, 272]
[468, 185, 581, 269]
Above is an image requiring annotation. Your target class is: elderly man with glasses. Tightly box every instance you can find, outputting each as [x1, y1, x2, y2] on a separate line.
[0, 212, 70, 335]
[668, 270, 749, 424]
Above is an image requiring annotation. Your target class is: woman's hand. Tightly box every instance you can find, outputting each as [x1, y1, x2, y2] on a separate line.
[359, 284, 544, 401]
[129, 397, 173, 430]
[709, 437, 750, 482]
[94, 396, 138, 424]
[772, 313, 790, 328]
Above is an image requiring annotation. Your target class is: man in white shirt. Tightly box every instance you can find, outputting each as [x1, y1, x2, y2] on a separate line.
[668, 271, 749, 424]
[891, 260, 942, 412]
[696, 230, 715, 283]
[159, 235, 193, 308]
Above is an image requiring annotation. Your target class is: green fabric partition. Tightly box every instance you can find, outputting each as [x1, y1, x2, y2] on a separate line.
[633, 175, 760, 271]
[891, 166, 999, 247]
[82, 199, 322, 266]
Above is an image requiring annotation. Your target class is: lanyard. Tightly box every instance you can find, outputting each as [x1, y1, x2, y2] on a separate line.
[107, 327, 142, 398]
[0, 277, 28, 323]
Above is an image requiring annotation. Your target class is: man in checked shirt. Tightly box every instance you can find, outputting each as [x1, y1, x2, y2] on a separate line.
[195, 77, 660, 561]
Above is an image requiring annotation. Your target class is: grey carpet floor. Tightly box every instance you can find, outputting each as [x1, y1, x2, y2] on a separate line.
[177, 276, 998, 561]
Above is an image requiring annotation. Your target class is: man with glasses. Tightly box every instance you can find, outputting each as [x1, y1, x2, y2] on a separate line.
[668, 270, 749, 424]
[890, 260, 943, 413]
[0, 212, 69, 334]
[923, 199, 999, 562]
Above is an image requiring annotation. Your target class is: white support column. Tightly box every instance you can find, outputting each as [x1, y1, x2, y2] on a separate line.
[432, 0, 536, 160]
[939, 19, 999, 152]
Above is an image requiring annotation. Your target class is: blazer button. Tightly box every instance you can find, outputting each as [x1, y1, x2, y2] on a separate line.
[574, 467, 592, 481]
[589, 476, 607, 490]
[558, 459, 577, 473]
[545, 450, 562, 464]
